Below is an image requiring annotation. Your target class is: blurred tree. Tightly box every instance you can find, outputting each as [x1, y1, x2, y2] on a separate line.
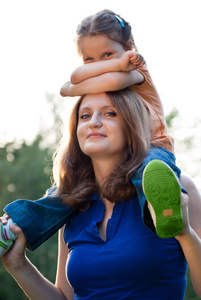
[0, 93, 63, 299]
[0, 136, 58, 299]
[166, 108, 179, 128]
[0, 137, 52, 211]
[166, 109, 201, 299]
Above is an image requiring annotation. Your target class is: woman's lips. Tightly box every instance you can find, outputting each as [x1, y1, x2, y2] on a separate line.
[87, 132, 106, 138]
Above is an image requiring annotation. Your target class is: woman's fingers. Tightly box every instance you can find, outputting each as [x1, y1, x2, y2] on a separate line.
[0, 213, 10, 224]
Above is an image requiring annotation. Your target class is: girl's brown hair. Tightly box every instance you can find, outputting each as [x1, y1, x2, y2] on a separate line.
[53, 88, 150, 211]
[75, 9, 138, 55]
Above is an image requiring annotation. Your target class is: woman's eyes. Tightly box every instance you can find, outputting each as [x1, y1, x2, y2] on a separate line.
[80, 113, 90, 119]
[80, 111, 117, 119]
[105, 111, 117, 117]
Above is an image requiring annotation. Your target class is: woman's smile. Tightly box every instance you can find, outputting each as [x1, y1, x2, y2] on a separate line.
[87, 132, 106, 138]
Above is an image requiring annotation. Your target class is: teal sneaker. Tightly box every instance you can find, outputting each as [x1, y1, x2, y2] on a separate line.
[142, 159, 183, 238]
[0, 219, 17, 258]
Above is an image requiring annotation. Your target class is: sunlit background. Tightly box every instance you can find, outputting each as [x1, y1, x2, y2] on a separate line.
[1, 0, 201, 190]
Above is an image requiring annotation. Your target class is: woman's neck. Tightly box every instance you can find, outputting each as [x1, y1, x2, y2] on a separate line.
[92, 157, 118, 186]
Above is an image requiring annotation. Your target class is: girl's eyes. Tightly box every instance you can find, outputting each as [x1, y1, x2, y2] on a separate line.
[84, 57, 93, 63]
[83, 52, 113, 62]
[104, 52, 113, 58]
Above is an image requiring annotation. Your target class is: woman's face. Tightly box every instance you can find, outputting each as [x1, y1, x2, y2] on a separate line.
[77, 93, 127, 162]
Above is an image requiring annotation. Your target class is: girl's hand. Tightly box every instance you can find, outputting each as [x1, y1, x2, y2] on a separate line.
[129, 52, 145, 67]
[119, 51, 145, 72]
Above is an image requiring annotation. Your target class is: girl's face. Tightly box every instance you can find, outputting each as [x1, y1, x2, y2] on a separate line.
[78, 35, 126, 64]
[77, 93, 127, 162]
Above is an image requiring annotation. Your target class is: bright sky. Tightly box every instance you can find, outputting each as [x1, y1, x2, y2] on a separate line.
[1, 0, 201, 186]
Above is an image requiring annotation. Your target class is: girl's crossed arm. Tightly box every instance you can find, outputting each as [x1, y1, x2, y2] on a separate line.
[70, 51, 145, 84]
[60, 51, 145, 97]
[60, 71, 144, 97]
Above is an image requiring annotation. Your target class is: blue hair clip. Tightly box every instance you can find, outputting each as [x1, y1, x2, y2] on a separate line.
[114, 15, 125, 28]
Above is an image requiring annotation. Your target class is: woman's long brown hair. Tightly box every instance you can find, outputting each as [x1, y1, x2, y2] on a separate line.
[53, 89, 151, 211]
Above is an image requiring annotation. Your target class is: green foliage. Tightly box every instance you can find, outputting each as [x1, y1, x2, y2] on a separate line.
[0, 136, 57, 299]
[0, 137, 52, 212]
[0, 93, 61, 299]
[166, 108, 179, 128]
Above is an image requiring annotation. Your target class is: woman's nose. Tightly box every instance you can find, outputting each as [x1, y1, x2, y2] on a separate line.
[89, 114, 102, 128]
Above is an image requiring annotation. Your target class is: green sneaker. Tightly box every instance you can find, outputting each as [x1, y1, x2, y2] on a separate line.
[142, 159, 183, 238]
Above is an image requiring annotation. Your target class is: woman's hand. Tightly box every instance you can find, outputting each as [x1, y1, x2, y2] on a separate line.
[174, 185, 201, 297]
[0, 213, 10, 224]
[1, 222, 67, 300]
[1, 220, 27, 273]
[175, 192, 191, 240]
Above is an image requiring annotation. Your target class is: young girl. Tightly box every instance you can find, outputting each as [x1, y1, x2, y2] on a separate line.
[0, 9, 187, 257]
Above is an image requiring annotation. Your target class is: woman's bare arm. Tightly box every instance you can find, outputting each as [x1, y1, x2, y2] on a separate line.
[176, 175, 201, 297]
[1, 224, 71, 300]
[55, 227, 74, 300]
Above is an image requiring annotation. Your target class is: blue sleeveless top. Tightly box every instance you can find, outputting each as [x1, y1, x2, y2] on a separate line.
[64, 195, 187, 300]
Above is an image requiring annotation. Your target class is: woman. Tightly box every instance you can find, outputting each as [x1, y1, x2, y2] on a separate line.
[2, 89, 201, 299]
